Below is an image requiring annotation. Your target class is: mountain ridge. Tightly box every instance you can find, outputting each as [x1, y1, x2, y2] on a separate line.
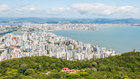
[0, 17, 140, 24]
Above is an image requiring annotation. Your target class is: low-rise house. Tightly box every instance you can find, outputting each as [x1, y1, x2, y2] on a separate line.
[62, 68, 77, 74]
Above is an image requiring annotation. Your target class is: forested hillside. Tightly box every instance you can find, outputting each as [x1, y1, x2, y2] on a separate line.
[0, 52, 139, 79]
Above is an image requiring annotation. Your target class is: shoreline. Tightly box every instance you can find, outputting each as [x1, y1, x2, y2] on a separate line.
[0, 29, 117, 61]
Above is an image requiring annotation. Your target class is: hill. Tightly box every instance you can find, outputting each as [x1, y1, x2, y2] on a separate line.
[1, 17, 140, 24]
[0, 52, 139, 79]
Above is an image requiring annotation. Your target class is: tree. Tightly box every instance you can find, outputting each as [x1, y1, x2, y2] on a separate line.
[24, 69, 35, 75]
[5, 69, 18, 76]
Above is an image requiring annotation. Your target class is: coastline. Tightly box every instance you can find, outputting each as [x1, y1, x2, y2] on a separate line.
[0, 28, 117, 61]
[1, 23, 140, 61]
[50, 26, 140, 53]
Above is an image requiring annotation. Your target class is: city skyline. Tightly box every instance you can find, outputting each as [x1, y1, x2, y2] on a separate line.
[0, 0, 140, 18]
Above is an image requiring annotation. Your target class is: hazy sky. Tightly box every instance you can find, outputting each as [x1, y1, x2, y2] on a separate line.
[0, 0, 140, 18]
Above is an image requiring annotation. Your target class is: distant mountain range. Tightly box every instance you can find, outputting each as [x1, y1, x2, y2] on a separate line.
[0, 17, 140, 24]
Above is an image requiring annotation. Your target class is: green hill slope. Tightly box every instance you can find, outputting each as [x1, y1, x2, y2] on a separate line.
[0, 52, 139, 79]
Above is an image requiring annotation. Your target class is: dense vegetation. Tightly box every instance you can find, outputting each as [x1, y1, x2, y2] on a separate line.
[0, 52, 139, 79]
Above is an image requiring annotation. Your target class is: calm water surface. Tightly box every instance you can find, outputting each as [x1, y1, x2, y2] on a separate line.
[51, 26, 140, 53]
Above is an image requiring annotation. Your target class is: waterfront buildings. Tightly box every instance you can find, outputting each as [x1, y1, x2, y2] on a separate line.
[0, 24, 118, 61]
[0, 32, 117, 61]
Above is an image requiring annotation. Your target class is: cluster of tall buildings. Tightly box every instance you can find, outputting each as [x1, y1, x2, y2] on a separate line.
[0, 29, 117, 61]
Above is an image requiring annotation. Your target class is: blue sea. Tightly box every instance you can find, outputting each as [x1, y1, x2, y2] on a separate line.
[51, 26, 140, 53]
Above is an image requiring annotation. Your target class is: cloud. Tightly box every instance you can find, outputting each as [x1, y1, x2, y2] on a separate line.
[46, 8, 70, 15]
[16, 5, 35, 13]
[0, 4, 11, 15]
[0, 3, 139, 18]
[0, 4, 10, 11]
[71, 3, 138, 17]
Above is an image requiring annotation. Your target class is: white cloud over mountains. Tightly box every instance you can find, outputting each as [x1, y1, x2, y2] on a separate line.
[0, 3, 139, 18]
[71, 3, 137, 16]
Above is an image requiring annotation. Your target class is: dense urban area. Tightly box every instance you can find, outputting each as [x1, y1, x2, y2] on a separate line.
[0, 23, 124, 61]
